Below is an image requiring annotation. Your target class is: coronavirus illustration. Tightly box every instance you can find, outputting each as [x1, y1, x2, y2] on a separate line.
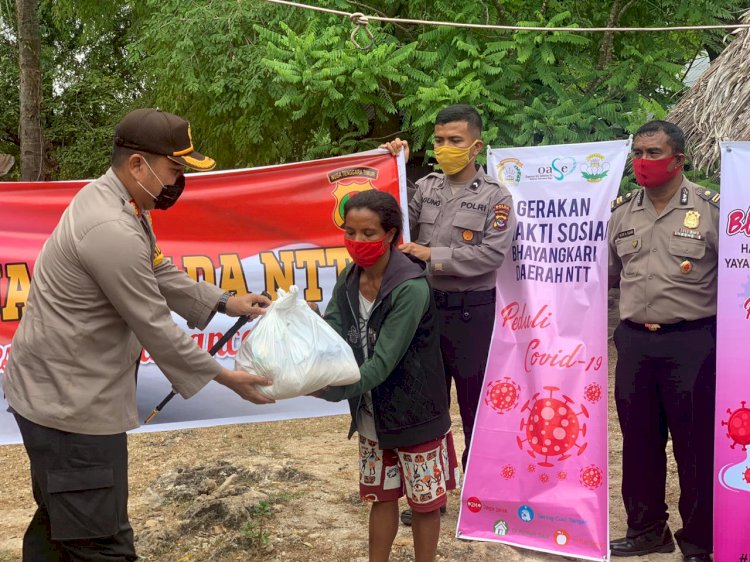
[501, 464, 516, 480]
[557, 471, 567, 481]
[722, 401, 750, 450]
[517, 386, 589, 467]
[539, 473, 550, 483]
[583, 382, 603, 404]
[527, 464, 536, 473]
[580, 465, 603, 490]
[484, 377, 521, 414]
[744, 466, 750, 484]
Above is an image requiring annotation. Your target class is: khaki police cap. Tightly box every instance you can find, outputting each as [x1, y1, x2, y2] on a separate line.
[114, 108, 215, 171]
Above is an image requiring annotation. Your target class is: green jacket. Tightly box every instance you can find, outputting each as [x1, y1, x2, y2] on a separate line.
[322, 250, 450, 449]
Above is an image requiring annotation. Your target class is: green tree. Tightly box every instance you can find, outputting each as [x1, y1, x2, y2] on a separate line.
[0, 0, 142, 180]
[0, 8, 20, 172]
[1, 0, 746, 178]
[133, 0, 745, 170]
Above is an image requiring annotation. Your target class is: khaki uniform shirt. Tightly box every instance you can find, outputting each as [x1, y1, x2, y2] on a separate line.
[608, 177, 719, 324]
[409, 167, 515, 292]
[3, 168, 225, 434]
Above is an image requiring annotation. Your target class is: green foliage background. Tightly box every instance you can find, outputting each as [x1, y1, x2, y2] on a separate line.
[0, 0, 745, 183]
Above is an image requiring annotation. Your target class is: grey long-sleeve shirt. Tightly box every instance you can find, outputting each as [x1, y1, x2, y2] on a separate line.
[3, 168, 224, 434]
[409, 167, 515, 292]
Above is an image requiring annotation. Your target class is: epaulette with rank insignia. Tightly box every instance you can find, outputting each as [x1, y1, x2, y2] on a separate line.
[483, 175, 503, 188]
[695, 187, 720, 208]
[416, 171, 442, 187]
[611, 190, 636, 212]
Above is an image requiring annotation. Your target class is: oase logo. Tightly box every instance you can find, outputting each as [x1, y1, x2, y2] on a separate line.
[530, 158, 575, 182]
[547, 157, 576, 181]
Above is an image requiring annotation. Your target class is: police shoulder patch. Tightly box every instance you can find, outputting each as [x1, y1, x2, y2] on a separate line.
[611, 190, 636, 212]
[695, 187, 720, 208]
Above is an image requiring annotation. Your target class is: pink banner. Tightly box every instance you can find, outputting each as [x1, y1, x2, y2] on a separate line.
[715, 142, 750, 562]
[457, 141, 629, 561]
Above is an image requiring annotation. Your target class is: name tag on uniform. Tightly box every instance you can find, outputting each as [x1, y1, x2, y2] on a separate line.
[673, 228, 704, 241]
[616, 229, 635, 239]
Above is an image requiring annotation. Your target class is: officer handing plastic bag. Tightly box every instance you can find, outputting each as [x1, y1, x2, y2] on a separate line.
[235, 286, 360, 399]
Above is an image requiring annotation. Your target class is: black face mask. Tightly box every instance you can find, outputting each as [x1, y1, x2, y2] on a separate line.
[153, 174, 185, 210]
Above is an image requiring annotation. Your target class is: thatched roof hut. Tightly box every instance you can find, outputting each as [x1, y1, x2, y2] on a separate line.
[668, 10, 750, 175]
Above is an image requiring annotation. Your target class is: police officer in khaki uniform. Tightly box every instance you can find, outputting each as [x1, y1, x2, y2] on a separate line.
[382, 104, 515, 525]
[3, 109, 274, 561]
[608, 121, 718, 562]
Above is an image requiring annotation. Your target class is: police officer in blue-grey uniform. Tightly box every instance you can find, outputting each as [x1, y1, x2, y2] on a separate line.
[608, 121, 719, 562]
[382, 104, 515, 526]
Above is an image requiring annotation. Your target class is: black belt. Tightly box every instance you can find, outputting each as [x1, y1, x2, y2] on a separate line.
[433, 288, 496, 310]
[622, 316, 716, 333]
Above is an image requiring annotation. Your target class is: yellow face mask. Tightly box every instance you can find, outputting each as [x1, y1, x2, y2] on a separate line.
[434, 139, 480, 176]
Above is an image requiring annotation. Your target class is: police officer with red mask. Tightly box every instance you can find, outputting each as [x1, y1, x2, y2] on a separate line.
[381, 104, 515, 526]
[608, 121, 718, 562]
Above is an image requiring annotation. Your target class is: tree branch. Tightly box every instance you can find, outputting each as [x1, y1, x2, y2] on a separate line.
[492, 0, 507, 24]
[587, 0, 636, 94]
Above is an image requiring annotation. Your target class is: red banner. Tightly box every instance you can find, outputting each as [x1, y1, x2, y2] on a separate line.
[0, 151, 404, 438]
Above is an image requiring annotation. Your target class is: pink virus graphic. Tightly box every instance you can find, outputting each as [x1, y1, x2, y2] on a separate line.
[557, 471, 567, 481]
[539, 473, 550, 483]
[500, 464, 516, 480]
[722, 401, 750, 450]
[744, 467, 750, 484]
[485, 377, 521, 414]
[517, 386, 589, 467]
[583, 382, 603, 404]
[527, 464, 536, 473]
[580, 465, 603, 490]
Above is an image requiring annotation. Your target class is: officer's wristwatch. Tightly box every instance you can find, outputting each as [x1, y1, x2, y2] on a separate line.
[216, 291, 236, 314]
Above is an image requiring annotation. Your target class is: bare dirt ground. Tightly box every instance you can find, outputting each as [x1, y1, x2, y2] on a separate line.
[0, 299, 686, 561]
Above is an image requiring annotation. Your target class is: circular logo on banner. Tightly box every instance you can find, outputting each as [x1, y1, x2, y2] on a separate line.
[518, 505, 534, 522]
[466, 497, 483, 513]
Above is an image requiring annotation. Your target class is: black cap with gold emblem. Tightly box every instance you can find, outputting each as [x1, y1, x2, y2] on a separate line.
[114, 108, 215, 171]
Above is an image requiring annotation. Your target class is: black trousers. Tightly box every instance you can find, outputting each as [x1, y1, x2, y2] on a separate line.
[613, 319, 716, 556]
[14, 414, 137, 562]
[437, 298, 495, 470]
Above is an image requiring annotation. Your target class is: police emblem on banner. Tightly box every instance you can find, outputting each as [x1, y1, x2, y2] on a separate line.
[328, 166, 379, 229]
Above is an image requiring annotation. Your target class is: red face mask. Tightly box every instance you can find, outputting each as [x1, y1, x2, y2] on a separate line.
[344, 237, 388, 268]
[632, 156, 682, 189]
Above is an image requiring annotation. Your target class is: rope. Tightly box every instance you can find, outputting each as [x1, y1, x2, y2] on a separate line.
[264, 0, 750, 33]
[349, 12, 374, 50]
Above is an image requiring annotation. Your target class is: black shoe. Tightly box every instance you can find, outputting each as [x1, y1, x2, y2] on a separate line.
[683, 555, 711, 562]
[400, 505, 446, 526]
[610, 527, 675, 557]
